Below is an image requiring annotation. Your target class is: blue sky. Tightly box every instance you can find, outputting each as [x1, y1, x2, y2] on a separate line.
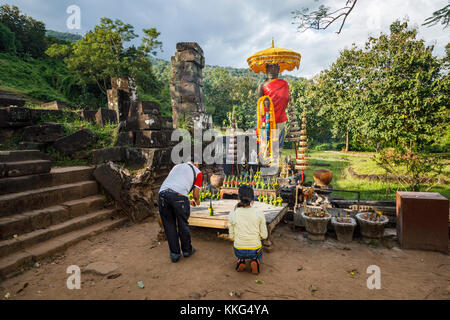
[4, 0, 449, 78]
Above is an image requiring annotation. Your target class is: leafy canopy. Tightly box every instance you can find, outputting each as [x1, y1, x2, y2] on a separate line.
[46, 18, 163, 94]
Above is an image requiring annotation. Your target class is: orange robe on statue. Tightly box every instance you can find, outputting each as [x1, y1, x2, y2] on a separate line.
[262, 78, 289, 124]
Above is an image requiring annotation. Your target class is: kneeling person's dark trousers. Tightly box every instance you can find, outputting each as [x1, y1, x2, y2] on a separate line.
[158, 190, 193, 259]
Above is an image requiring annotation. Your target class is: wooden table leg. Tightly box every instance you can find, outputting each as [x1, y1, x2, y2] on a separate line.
[262, 206, 288, 252]
[262, 233, 274, 252]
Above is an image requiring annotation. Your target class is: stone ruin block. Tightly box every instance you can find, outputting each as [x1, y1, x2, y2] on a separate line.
[115, 132, 135, 147]
[95, 109, 118, 127]
[170, 42, 211, 130]
[124, 115, 161, 131]
[174, 50, 205, 67]
[92, 146, 126, 164]
[107, 89, 119, 112]
[52, 129, 98, 156]
[92, 146, 125, 165]
[140, 101, 160, 116]
[92, 146, 172, 170]
[0, 107, 76, 130]
[4, 107, 31, 122]
[111, 77, 130, 92]
[176, 42, 204, 55]
[107, 88, 130, 122]
[81, 110, 97, 123]
[125, 147, 172, 170]
[21, 122, 64, 143]
[0, 91, 25, 108]
[160, 117, 174, 130]
[107, 77, 137, 123]
[40, 101, 74, 110]
[29, 109, 65, 123]
[134, 130, 175, 148]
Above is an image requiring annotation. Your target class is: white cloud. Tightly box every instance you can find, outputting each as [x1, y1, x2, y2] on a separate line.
[4, 0, 449, 78]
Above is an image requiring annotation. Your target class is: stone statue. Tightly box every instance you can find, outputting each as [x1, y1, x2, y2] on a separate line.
[257, 63, 289, 149]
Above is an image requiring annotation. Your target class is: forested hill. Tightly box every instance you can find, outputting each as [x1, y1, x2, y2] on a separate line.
[149, 56, 301, 84]
[46, 30, 82, 42]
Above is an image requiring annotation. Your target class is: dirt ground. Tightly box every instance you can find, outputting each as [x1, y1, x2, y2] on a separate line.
[0, 217, 449, 300]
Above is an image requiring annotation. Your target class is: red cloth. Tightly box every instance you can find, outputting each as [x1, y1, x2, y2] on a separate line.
[194, 172, 203, 189]
[262, 79, 289, 124]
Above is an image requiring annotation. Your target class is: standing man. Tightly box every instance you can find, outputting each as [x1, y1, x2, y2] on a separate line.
[158, 162, 202, 262]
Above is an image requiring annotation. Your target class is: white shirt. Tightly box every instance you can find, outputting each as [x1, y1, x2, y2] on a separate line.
[159, 162, 202, 197]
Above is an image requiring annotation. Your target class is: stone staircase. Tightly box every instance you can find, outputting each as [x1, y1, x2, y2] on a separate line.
[0, 150, 127, 278]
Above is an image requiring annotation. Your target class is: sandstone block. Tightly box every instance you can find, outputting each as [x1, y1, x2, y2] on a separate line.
[95, 109, 118, 126]
[22, 122, 63, 143]
[52, 129, 98, 156]
[92, 147, 125, 164]
[0, 91, 25, 108]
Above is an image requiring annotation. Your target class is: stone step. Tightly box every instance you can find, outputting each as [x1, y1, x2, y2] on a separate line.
[0, 180, 99, 217]
[0, 208, 117, 258]
[0, 150, 48, 162]
[0, 195, 105, 240]
[0, 159, 52, 178]
[0, 166, 94, 195]
[0, 215, 127, 279]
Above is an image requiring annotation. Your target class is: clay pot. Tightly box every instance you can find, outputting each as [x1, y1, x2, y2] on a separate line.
[313, 169, 333, 186]
[331, 217, 356, 243]
[356, 213, 389, 240]
[210, 173, 224, 188]
[301, 212, 331, 241]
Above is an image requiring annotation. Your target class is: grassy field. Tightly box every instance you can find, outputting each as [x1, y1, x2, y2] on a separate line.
[281, 149, 450, 201]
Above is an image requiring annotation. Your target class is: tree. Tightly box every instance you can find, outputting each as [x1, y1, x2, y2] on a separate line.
[46, 18, 163, 95]
[203, 68, 236, 127]
[0, 22, 15, 53]
[289, 77, 334, 146]
[315, 46, 365, 152]
[0, 5, 47, 57]
[291, 0, 358, 34]
[356, 20, 446, 152]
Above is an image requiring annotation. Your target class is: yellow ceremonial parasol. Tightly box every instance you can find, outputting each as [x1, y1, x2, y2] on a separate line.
[247, 39, 301, 74]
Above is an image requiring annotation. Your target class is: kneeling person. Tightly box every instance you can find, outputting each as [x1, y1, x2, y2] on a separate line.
[228, 185, 268, 274]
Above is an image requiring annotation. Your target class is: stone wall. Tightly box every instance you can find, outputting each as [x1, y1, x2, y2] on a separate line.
[170, 42, 212, 131]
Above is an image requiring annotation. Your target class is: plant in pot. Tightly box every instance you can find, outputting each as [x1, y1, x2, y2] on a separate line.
[301, 206, 331, 241]
[331, 213, 356, 243]
[356, 211, 389, 241]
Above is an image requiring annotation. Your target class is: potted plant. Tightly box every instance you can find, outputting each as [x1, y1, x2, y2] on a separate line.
[331, 213, 356, 243]
[301, 206, 331, 241]
[356, 211, 389, 240]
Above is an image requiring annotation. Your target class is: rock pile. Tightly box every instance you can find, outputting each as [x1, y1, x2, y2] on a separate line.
[92, 85, 175, 170]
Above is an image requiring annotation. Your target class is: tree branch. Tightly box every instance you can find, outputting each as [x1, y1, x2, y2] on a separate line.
[292, 0, 358, 34]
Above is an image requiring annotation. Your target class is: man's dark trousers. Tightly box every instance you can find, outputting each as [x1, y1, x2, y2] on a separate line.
[158, 190, 193, 258]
